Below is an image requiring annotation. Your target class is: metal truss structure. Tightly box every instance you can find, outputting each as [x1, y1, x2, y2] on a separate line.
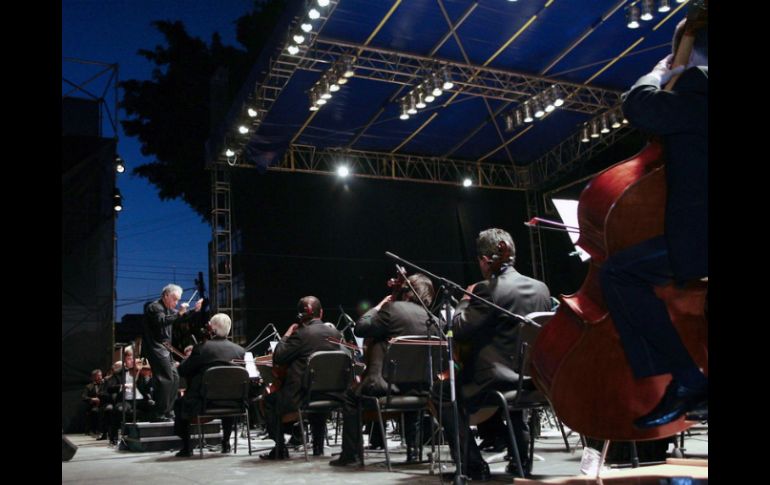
[62, 58, 120, 140]
[528, 123, 638, 188]
[271, 145, 532, 190]
[205, 0, 657, 335]
[297, 38, 622, 113]
[213, 36, 623, 163]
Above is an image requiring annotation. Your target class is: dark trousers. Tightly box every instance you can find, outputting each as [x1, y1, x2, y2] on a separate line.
[84, 404, 100, 435]
[600, 236, 701, 379]
[145, 346, 179, 416]
[432, 379, 529, 474]
[100, 404, 115, 436]
[338, 387, 419, 458]
[112, 400, 154, 440]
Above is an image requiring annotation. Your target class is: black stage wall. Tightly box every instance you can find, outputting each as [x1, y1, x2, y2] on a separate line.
[62, 135, 116, 432]
[229, 170, 574, 344]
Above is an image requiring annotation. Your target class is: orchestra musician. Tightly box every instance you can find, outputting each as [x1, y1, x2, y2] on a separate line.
[436, 228, 551, 479]
[172, 313, 245, 457]
[600, 17, 708, 428]
[329, 273, 439, 466]
[260, 296, 343, 460]
[143, 284, 203, 422]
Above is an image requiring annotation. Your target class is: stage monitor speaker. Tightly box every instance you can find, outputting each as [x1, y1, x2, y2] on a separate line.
[62, 435, 78, 461]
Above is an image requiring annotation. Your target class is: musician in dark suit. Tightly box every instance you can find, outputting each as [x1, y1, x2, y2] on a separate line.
[330, 273, 440, 467]
[438, 228, 551, 479]
[172, 313, 245, 457]
[601, 19, 708, 429]
[81, 369, 109, 438]
[260, 296, 343, 460]
[143, 284, 203, 422]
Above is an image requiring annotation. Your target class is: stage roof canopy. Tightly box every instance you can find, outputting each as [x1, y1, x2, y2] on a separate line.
[208, 0, 692, 190]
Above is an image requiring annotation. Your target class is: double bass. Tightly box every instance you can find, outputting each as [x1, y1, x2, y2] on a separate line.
[529, 2, 708, 441]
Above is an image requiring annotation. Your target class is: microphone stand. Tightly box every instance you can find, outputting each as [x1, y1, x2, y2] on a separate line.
[386, 255, 466, 485]
[338, 306, 364, 360]
[385, 252, 541, 330]
[244, 324, 279, 354]
[391, 266, 446, 469]
[385, 252, 540, 485]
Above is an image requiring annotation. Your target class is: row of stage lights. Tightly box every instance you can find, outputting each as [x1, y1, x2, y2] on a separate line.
[223, 1, 333, 161]
[286, 0, 332, 56]
[626, 0, 685, 29]
[503, 85, 565, 132]
[398, 68, 455, 120]
[580, 108, 628, 142]
[308, 57, 355, 111]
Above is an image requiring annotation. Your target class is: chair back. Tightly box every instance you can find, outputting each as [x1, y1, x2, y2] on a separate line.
[303, 350, 352, 394]
[201, 366, 250, 411]
[383, 335, 447, 390]
[518, 312, 554, 376]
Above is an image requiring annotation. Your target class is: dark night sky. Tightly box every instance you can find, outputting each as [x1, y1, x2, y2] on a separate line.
[62, 0, 255, 320]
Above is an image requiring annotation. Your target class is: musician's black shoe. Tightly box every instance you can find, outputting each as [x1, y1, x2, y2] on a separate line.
[634, 380, 708, 429]
[366, 443, 383, 450]
[441, 462, 491, 482]
[313, 443, 324, 456]
[405, 447, 419, 463]
[329, 454, 361, 467]
[175, 448, 193, 458]
[505, 459, 532, 477]
[221, 442, 232, 454]
[96, 434, 108, 441]
[260, 446, 289, 460]
[288, 435, 303, 447]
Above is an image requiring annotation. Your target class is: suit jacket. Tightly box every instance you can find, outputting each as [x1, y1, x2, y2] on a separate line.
[177, 337, 245, 417]
[272, 319, 343, 410]
[355, 300, 441, 396]
[622, 66, 708, 281]
[142, 299, 198, 361]
[452, 266, 551, 401]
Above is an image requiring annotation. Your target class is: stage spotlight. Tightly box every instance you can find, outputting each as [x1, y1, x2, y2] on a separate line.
[337, 165, 350, 178]
[113, 189, 123, 212]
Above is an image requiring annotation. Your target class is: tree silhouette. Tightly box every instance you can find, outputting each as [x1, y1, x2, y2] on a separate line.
[120, 1, 285, 218]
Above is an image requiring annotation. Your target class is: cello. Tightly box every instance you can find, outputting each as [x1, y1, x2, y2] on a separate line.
[529, 2, 708, 441]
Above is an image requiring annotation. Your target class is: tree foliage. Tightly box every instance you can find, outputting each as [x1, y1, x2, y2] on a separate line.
[120, 1, 286, 218]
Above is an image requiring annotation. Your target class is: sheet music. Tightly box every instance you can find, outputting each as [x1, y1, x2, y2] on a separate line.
[552, 198, 591, 262]
[243, 352, 260, 379]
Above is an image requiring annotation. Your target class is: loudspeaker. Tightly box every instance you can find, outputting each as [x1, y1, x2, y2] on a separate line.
[62, 435, 78, 461]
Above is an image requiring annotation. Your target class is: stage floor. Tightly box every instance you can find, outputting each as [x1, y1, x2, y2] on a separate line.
[62, 422, 708, 484]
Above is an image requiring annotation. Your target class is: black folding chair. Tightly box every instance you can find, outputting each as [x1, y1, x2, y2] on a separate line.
[296, 350, 353, 461]
[195, 366, 252, 458]
[469, 311, 570, 478]
[358, 335, 447, 471]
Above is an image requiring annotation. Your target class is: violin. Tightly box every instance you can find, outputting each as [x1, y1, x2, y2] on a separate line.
[386, 264, 408, 299]
[163, 341, 187, 360]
